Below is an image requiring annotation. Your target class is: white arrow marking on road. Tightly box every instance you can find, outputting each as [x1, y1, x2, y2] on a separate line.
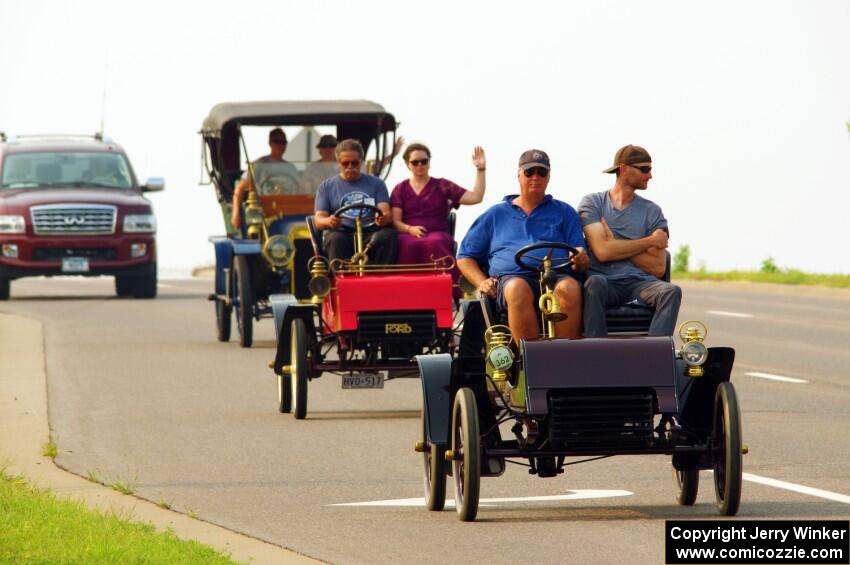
[706, 310, 754, 318]
[331, 489, 633, 507]
[743, 473, 850, 504]
[745, 371, 808, 384]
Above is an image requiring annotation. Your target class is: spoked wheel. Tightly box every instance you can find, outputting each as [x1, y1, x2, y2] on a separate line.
[234, 255, 253, 348]
[277, 374, 292, 413]
[421, 411, 446, 511]
[215, 299, 232, 342]
[713, 382, 742, 515]
[451, 387, 480, 521]
[290, 318, 309, 420]
[673, 467, 699, 506]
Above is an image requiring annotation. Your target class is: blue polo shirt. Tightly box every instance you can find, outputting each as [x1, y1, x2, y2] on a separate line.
[458, 195, 586, 276]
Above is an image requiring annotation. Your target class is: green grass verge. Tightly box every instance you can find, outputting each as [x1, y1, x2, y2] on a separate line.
[672, 270, 850, 288]
[0, 470, 239, 564]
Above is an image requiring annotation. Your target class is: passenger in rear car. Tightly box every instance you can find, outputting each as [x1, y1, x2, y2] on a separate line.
[456, 149, 588, 341]
[578, 144, 681, 337]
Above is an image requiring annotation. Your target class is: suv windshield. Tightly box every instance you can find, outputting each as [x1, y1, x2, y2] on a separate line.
[1, 152, 133, 189]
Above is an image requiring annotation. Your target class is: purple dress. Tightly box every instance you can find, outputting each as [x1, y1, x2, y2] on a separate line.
[391, 177, 467, 279]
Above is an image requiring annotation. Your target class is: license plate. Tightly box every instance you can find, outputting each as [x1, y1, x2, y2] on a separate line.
[342, 373, 384, 389]
[61, 257, 89, 273]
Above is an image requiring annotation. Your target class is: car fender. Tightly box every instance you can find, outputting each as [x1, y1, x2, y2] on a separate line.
[416, 353, 453, 447]
[270, 295, 316, 374]
[208, 236, 233, 295]
[678, 346, 736, 434]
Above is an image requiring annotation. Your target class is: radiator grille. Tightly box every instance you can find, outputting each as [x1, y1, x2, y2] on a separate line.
[356, 311, 436, 344]
[31, 204, 117, 235]
[548, 389, 655, 447]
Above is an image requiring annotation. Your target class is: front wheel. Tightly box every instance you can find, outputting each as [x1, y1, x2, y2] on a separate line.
[0, 278, 11, 300]
[277, 374, 292, 413]
[674, 467, 699, 506]
[215, 299, 232, 342]
[234, 255, 253, 348]
[290, 318, 309, 419]
[713, 382, 742, 515]
[452, 387, 480, 521]
[421, 411, 446, 511]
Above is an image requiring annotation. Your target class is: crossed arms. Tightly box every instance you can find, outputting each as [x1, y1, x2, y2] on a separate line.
[583, 218, 668, 278]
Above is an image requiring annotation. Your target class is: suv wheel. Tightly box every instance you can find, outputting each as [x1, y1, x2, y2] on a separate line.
[132, 264, 158, 299]
[0, 278, 9, 300]
[115, 276, 135, 297]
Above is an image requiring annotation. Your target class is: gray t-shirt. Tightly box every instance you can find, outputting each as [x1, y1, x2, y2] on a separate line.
[315, 173, 390, 228]
[578, 190, 668, 280]
[301, 161, 338, 195]
[243, 155, 302, 195]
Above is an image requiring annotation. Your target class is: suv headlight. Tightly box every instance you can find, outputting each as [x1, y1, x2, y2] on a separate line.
[0, 215, 25, 233]
[124, 214, 157, 233]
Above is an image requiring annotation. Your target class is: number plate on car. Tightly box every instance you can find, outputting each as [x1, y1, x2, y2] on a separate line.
[61, 257, 89, 273]
[342, 373, 384, 389]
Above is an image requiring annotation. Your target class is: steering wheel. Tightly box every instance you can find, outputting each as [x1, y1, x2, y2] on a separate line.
[333, 203, 383, 230]
[514, 241, 579, 273]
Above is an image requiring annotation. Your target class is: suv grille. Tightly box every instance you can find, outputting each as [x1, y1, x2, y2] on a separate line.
[31, 204, 117, 235]
[32, 247, 117, 261]
[548, 389, 655, 448]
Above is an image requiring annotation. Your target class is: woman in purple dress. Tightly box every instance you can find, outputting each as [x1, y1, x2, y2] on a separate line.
[391, 143, 486, 281]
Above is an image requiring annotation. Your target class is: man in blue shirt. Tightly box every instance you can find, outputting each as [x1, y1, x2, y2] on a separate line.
[314, 138, 397, 264]
[457, 149, 589, 340]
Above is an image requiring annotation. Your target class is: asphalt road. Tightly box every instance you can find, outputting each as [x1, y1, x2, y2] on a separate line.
[2, 277, 849, 564]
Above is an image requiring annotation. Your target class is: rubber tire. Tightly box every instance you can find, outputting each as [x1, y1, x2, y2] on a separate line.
[277, 374, 292, 413]
[234, 255, 253, 348]
[0, 278, 11, 300]
[132, 265, 157, 299]
[674, 467, 699, 506]
[215, 299, 232, 342]
[422, 411, 446, 511]
[713, 382, 743, 516]
[290, 318, 309, 420]
[452, 387, 480, 521]
[115, 276, 134, 297]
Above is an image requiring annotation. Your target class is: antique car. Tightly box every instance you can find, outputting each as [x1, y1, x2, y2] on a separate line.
[200, 100, 399, 347]
[415, 242, 744, 521]
[268, 202, 458, 419]
[0, 132, 163, 299]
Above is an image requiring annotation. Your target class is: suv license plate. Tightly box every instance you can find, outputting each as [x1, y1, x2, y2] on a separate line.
[342, 373, 384, 389]
[61, 257, 89, 273]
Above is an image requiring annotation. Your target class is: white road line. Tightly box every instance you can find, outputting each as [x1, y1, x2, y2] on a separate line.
[331, 489, 633, 507]
[706, 310, 754, 319]
[745, 371, 809, 384]
[744, 473, 850, 504]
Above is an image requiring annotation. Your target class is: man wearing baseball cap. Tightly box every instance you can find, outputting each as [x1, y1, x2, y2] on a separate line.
[302, 134, 340, 194]
[578, 144, 681, 336]
[457, 149, 589, 341]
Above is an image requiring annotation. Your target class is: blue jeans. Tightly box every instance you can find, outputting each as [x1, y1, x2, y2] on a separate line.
[583, 275, 682, 337]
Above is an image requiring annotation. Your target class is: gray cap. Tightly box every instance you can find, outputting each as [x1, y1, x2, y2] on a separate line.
[518, 149, 550, 170]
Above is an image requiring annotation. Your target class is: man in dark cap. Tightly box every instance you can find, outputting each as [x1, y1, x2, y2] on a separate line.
[301, 134, 340, 194]
[578, 144, 681, 336]
[457, 149, 589, 341]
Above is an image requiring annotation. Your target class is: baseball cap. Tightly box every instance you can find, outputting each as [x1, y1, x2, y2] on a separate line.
[518, 149, 550, 170]
[268, 127, 287, 143]
[316, 134, 338, 148]
[603, 144, 651, 173]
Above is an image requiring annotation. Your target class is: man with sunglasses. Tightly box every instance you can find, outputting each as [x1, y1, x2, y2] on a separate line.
[457, 149, 589, 341]
[578, 144, 681, 337]
[313, 138, 397, 264]
[231, 128, 300, 229]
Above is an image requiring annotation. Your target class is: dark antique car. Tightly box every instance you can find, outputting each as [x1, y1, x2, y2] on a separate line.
[268, 202, 458, 420]
[416, 242, 744, 521]
[200, 101, 399, 347]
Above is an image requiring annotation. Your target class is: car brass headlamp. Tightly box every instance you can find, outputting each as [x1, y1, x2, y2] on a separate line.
[307, 257, 331, 302]
[262, 235, 293, 267]
[245, 205, 264, 226]
[677, 320, 708, 377]
[484, 325, 514, 394]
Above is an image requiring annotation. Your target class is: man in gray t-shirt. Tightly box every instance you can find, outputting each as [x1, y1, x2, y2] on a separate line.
[577, 145, 681, 337]
[313, 138, 397, 264]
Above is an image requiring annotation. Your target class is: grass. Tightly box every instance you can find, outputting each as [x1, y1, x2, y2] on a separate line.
[672, 269, 850, 288]
[40, 441, 57, 459]
[0, 469, 239, 564]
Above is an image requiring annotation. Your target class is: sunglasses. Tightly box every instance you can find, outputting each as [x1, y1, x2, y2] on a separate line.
[523, 167, 549, 178]
[630, 165, 652, 174]
[409, 158, 429, 166]
[270, 139, 287, 145]
[340, 160, 361, 168]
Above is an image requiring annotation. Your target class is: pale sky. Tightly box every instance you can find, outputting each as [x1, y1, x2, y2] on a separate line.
[2, 0, 849, 275]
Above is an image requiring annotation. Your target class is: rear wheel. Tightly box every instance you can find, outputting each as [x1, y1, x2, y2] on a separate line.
[277, 374, 292, 413]
[421, 411, 446, 511]
[290, 318, 309, 419]
[452, 387, 480, 521]
[234, 255, 253, 348]
[674, 467, 699, 506]
[0, 278, 11, 300]
[215, 299, 232, 342]
[713, 382, 742, 515]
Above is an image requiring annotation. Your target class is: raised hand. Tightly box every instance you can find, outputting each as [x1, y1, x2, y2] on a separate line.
[471, 146, 486, 170]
